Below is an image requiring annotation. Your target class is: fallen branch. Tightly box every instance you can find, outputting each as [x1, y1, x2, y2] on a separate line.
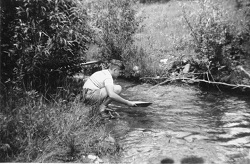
[148, 76, 250, 91]
[190, 78, 250, 89]
[140, 73, 202, 81]
[140, 76, 169, 80]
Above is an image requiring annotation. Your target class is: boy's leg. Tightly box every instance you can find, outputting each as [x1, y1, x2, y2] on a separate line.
[84, 89, 102, 105]
[99, 85, 122, 112]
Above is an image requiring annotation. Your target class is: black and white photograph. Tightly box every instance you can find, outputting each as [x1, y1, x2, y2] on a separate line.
[1, 0, 250, 163]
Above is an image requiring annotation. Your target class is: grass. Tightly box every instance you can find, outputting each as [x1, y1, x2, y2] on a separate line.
[33, 101, 120, 163]
[132, 0, 248, 77]
[134, 1, 198, 70]
[0, 80, 121, 162]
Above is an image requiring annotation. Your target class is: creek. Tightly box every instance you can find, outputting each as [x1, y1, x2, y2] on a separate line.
[105, 79, 250, 164]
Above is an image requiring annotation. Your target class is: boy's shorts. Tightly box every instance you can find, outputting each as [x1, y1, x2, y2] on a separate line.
[83, 88, 106, 105]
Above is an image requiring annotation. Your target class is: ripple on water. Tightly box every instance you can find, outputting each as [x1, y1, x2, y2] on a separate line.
[113, 80, 250, 164]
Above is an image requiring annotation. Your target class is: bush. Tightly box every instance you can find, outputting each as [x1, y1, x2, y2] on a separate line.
[84, 0, 158, 79]
[0, 1, 121, 160]
[182, 0, 250, 84]
[1, 0, 91, 99]
[86, 0, 139, 61]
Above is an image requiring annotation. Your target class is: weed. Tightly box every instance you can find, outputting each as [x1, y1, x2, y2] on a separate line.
[0, 83, 121, 162]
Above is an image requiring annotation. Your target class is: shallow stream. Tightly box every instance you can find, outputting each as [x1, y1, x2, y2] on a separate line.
[106, 80, 250, 164]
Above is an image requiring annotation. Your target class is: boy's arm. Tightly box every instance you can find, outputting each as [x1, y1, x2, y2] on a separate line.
[105, 84, 136, 107]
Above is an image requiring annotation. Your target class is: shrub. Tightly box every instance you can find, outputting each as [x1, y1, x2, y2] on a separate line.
[86, 0, 139, 61]
[182, 0, 250, 84]
[0, 0, 124, 162]
[1, 0, 91, 100]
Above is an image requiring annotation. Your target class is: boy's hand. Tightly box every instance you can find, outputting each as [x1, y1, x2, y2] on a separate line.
[127, 101, 137, 107]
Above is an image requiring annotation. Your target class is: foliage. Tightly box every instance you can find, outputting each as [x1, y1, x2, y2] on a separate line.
[1, 0, 91, 100]
[0, 0, 122, 162]
[182, 0, 250, 85]
[86, 0, 140, 62]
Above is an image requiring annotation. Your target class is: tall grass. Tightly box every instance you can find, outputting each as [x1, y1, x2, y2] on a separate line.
[0, 79, 120, 162]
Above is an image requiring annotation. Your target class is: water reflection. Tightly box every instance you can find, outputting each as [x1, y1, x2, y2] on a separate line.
[161, 158, 174, 164]
[181, 156, 204, 164]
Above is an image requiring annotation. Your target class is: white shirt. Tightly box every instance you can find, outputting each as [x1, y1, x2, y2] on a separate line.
[83, 69, 113, 90]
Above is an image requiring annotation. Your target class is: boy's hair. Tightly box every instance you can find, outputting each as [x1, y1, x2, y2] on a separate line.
[109, 59, 125, 70]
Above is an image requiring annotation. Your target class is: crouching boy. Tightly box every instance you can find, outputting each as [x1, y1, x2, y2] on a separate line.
[83, 59, 137, 117]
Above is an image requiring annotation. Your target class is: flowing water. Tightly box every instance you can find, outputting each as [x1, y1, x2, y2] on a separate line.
[106, 80, 250, 164]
